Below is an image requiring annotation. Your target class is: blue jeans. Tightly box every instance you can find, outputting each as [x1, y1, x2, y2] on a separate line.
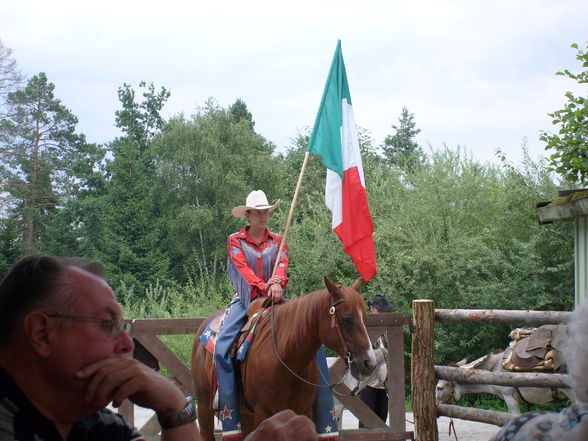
[215, 298, 247, 434]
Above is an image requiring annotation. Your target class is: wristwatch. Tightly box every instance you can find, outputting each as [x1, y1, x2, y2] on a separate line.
[157, 396, 197, 429]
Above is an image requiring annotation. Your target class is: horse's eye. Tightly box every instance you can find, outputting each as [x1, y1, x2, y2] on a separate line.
[341, 315, 352, 322]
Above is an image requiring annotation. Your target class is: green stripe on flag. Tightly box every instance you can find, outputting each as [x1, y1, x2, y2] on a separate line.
[307, 40, 351, 179]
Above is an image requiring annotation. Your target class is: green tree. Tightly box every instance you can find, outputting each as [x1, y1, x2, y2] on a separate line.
[366, 145, 572, 364]
[0, 217, 22, 275]
[540, 43, 588, 184]
[89, 82, 171, 290]
[0, 39, 23, 120]
[0, 73, 90, 252]
[116, 81, 170, 147]
[382, 106, 424, 171]
[150, 99, 285, 286]
[0, 39, 23, 203]
[229, 98, 255, 130]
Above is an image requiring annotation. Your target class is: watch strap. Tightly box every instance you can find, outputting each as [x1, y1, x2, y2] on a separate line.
[157, 396, 196, 429]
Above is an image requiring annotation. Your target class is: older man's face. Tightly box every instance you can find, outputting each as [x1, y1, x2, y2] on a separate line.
[45, 266, 134, 410]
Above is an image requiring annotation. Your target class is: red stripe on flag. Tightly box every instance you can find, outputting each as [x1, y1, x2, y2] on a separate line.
[333, 166, 376, 281]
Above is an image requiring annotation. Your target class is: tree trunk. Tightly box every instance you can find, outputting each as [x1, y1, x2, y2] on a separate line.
[411, 299, 438, 441]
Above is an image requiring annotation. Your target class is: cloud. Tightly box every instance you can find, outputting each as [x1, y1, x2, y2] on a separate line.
[1, 0, 586, 164]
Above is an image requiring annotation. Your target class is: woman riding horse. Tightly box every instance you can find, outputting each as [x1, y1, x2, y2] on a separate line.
[193, 276, 375, 441]
[215, 190, 340, 441]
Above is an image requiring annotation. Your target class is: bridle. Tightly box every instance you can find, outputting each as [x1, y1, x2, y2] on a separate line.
[269, 294, 361, 396]
[329, 297, 353, 368]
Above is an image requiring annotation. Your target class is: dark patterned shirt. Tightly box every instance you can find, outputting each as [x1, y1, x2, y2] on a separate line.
[490, 402, 588, 441]
[0, 369, 144, 441]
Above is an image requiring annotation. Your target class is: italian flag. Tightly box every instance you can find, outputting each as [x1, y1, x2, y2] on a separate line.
[307, 41, 377, 282]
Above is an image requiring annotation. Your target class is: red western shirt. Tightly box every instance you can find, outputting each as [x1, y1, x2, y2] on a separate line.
[227, 227, 288, 302]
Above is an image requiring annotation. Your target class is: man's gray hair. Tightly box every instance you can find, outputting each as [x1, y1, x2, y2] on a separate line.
[0, 254, 106, 348]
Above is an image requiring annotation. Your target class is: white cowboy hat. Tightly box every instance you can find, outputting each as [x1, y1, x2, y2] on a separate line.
[231, 190, 281, 218]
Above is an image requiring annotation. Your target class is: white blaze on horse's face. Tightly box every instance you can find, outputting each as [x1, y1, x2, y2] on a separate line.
[357, 305, 377, 380]
[342, 304, 377, 381]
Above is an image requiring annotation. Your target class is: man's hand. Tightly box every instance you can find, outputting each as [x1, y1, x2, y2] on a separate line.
[76, 357, 185, 417]
[245, 410, 317, 441]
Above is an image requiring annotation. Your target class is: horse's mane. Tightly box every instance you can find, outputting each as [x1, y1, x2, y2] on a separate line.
[271, 289, 330, 351]
[269, 284, 366, 352]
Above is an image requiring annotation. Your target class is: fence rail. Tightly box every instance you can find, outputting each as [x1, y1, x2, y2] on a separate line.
[434, 366, 570, 388]
[411, 300, 572, 441]
[437, 404, 512, 427]
[121, 313, 414, 441]
[435, 309, 572, 325]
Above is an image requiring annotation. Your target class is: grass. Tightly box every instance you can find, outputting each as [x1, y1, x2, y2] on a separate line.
[117, 275, 231, 367]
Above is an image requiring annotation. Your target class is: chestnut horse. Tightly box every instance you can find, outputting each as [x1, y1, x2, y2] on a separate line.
[191, 277, 376, 441]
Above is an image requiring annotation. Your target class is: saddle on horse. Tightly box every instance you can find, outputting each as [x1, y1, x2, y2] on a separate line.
[502, 325, 568, 372]
[199, 297, 272, 360]
[198, 297, 279, 410]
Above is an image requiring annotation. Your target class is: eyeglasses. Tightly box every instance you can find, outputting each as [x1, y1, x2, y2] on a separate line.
[47, 314, 131, 339]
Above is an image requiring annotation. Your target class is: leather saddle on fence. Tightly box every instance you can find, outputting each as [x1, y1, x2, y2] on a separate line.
[502, 324, 568, 372]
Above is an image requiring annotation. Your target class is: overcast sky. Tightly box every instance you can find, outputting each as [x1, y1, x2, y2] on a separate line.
[1, 0, 587, 165]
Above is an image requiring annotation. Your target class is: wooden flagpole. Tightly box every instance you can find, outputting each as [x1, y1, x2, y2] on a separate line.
[271, 151, 311, 278]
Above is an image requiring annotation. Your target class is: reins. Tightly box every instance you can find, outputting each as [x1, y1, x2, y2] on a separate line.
[268, 295, 359, 397]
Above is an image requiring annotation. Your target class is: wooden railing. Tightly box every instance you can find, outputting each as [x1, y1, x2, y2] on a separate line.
[119, 314, 414, 441]
[410, 300, 572, 441]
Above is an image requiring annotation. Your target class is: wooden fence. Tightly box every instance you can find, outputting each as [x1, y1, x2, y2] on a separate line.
[119, 313, 415, 441]
[410, 300, 573, 441]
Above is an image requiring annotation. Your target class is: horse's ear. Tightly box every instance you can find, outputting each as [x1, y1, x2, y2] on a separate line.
[324, 276, 335, 291]
[324, 276, 343, 301]
[351, 277, 363, 292]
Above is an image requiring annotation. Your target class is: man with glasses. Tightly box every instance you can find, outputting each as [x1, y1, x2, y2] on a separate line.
[0, 254, 317, 441]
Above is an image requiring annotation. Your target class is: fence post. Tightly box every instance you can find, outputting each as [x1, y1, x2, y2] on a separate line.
[412, 299, 438, 441]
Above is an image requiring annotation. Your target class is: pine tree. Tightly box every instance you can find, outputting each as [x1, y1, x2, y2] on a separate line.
[90, 82, 171, 289]
[382, 106, 424, 171]
[229, 98, 255, 130]
[0, 39, 23, 123]
[1, 73, 89, 251]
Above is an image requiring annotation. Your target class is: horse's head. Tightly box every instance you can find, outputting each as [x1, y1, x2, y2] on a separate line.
[436, 357, 469, 404]
[373, 347, 388, 384]
[321, 276, 376, 380]
[435, 379, 454, 404]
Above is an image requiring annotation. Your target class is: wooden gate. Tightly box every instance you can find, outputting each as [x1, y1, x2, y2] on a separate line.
[119, 313, 414, 441]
